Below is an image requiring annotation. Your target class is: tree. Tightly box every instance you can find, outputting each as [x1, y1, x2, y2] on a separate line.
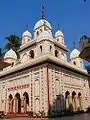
[0, 48, 5, 60]
[5, 34, 21, 58]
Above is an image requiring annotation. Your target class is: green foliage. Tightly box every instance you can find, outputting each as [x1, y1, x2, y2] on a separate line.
[5, 34, 21, 58]
[0, 48, 5, 60]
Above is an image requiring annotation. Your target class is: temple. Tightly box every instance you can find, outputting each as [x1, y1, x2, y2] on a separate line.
[0, 7, 90, 117]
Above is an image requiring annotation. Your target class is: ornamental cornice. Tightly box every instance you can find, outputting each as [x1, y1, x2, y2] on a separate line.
[0, 54, 88, 78]
[18, 40, 36, 52]
[53, 40, 68, 52]
[19, 38, 68, 52]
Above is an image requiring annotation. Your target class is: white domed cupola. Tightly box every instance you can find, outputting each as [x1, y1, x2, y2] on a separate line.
[34, 19, 52, 31]
[70, 42, 84, 68]
[22, 25, 32, 45]
[34, 5, 52, 39]
[55, 24, 64, 44]
[70, 48, 80, 60]
[4, 49, 17, 65]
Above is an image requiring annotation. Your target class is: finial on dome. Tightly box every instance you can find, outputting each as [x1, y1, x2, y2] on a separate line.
[58, 24, 60, 30]
[42, 4, 45, 19]
[73, 41, 76, 49]
[26, 24, 28, 30]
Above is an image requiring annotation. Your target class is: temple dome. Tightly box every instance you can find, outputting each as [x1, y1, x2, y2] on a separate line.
[4, 49, 17, 60]
[34, 19, 52, 30]
[55, 29, 64, 37]
[22, 30, 32, 38]
[70, 49, 80, 60]
[37, 31, 53, 40]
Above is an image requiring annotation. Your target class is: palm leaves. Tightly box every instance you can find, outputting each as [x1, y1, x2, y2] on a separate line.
[5, 34, 21, 58]
[0, 48, 5, 60]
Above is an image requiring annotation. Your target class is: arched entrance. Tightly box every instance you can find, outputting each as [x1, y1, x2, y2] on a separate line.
[78, 92, 82, 111]
[65, 91, 70, 109]
[72, 91, 77, 112]
[14, 93, 21, 113]
[22, 92, 29, 113]
[8, 94, 13, 113]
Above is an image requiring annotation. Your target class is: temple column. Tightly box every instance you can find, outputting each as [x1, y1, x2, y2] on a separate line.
[23, 97, 27, 113]
[78, 96, 83, 111]
[13, 97, 18, 113]
[21, 97, 24, 113]
[10, 99, 13, 113]
[6, 99, 10, 113]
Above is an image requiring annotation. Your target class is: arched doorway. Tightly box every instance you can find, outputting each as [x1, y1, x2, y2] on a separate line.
[8, 94, 13, 113]
[65, 91, 70, 109]
[23, 92, 29, 113]
[15, 93, 21, 113]
[78, 92, 82, 111]
[72, 91, 77, 112]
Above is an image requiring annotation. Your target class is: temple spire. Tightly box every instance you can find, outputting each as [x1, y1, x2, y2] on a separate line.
[26, 25, 28, 30]
[42, 4, 45, 19]
[73, 41, 76, 49]
[58, 24, 60, 30]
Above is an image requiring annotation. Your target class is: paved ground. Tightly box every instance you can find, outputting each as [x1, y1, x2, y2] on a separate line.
[3, 113, 90, 120]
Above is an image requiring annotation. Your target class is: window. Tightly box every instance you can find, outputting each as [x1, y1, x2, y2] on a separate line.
[61, 53, 64, 59]
[40, 45, 42, 52]
[57, 39, 59, 41]
[55, 50, 59, 57]
[29, 50, 34, 59]
[28, 39, 30, 41]
[50, 45, 52, 51]
[73, 61, 76, 65]
[37, 31, 39, 36]
[11, 62, 14, 67]
[44, 27, 47, 31]
[40, 29, 42, 32]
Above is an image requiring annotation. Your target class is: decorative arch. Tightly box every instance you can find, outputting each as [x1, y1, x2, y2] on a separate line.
[72, 91, 77, 112]
[15, 93, 21, 113]
[72, 91, 76, 98]
[9, 94, 13, 100]
[65, 91, 70, 110]
[78, 92, 82, 111]
[8, 94, 13, 113]
[22, 92, 29, 113]
[65, 91, 70, 99]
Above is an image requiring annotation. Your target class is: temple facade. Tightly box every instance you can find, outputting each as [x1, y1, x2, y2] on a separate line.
[0, 13, 90, 116]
